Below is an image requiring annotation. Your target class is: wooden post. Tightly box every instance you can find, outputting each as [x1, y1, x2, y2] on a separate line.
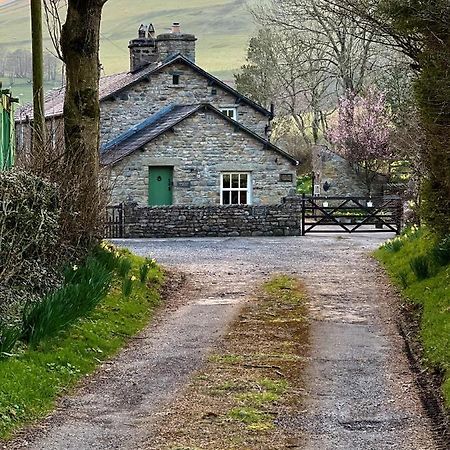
[396, 198, 403, 235]
[301, 193, 306, 236]
[30, 0, 46, 158]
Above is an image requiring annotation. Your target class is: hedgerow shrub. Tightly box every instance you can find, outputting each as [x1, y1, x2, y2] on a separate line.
[431, 235, 450, 267]
[0, 170, 61, 318]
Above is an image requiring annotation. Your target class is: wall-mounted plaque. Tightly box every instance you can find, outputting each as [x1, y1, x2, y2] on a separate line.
[279, 173, 294, 182]
[177, 181, 191, 188]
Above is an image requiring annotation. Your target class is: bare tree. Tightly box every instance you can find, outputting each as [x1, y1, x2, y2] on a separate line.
[236, 25, 334, 155]
[250, 0, 380, 94]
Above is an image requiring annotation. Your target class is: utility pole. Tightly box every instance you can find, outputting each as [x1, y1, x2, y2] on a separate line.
[30, 0, 45, 158]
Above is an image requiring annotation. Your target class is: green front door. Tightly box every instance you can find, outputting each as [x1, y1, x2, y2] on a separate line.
[148, 166, 173, 206]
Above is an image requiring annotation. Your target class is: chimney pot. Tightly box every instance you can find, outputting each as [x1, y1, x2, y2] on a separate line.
[172, 22, 181, 34]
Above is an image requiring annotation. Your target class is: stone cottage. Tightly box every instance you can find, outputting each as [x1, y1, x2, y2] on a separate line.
[16, 23, 299, 209]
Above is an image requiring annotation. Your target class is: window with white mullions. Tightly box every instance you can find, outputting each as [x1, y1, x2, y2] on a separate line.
[221, 172, 251, 205]
[220, 107, 237, 121]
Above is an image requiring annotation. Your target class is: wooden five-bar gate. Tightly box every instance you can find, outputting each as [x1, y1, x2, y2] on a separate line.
[301, 195, 403, 235]
[104, 196, 403, 239]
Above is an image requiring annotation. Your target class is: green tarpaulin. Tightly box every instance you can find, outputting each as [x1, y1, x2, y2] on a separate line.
[0, 92, 15, 170]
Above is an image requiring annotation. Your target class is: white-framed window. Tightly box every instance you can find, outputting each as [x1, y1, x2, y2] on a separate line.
[220, 107, 237, 121]
[220, 172, 251, 205]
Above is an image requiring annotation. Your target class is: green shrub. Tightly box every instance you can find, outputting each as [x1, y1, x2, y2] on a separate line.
[431, 235, 450, 267]
[409, 255, 430, 280]
[21, 259, 112, 347]
[296, 175, 312, 195]
[122, 277, 134, 297]
[0, 170, 62, 319]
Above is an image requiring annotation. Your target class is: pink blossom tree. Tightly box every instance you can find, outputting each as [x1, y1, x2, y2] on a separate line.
[328, 89, 393, 195]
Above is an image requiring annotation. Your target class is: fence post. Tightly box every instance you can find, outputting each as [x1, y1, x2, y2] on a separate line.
[301, 193, 306, 236]
[396, 198, 403, 235]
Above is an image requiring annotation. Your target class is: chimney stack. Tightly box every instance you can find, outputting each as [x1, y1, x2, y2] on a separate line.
[128, 23, 158, 72]
[156, 22, 197, 63]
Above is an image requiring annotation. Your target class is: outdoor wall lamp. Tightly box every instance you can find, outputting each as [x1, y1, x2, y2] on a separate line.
[367, 200, 373, 208]
[323, 201, 329, 208]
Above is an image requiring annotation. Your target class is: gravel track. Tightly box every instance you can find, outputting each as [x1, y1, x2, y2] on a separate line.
[6, 235, 437, 449]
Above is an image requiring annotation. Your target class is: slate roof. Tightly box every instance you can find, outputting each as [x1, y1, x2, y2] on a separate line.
[100, 103, 298, 166]
[15, 54, 272, 122]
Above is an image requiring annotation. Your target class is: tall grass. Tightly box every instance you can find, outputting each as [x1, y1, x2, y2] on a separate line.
[22, 258, 113, 347]
[409, 255, 430, 280]
[3, 244, 137, 351]
[0, 324, 20, 357]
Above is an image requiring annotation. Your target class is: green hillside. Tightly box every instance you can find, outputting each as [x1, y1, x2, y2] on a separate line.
[0, 0, 253, 104]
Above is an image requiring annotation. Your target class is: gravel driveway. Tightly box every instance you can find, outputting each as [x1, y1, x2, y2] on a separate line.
[9, 234, 437, 449]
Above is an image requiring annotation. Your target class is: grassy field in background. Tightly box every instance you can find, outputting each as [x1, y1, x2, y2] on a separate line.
[0, 0, 252, 104]
[0, 77, 62, 105]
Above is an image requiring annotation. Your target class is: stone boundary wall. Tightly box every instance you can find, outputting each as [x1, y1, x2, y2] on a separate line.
[123, 200, 302, 238]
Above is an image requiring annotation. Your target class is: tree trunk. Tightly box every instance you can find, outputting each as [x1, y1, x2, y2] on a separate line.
[60, 0, 108, 245]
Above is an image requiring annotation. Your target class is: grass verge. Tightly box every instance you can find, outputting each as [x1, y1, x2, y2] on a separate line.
[0, 246, 163, 440]
[375, 229, 450, 407]
[146, 274, 310, 450]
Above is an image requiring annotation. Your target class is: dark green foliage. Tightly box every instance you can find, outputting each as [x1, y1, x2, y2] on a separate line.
[398, 270, 409, 289]
[384, 238, 404, 253]
[21, 257, 113, 347]
[122, 277, 134, 298]
[0, 323, 20, 357]
[117, 257, 132, 279]
[409, 255, 430, 280]
[90, 244, 119, 272]
[297, 175, 312, 195]
[430, 235, 450, 267]
[380, 0, 450, 235]
[139, 263, 150, 284]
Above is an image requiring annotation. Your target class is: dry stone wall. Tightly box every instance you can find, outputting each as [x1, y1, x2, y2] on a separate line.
[123, 200, 302, 238]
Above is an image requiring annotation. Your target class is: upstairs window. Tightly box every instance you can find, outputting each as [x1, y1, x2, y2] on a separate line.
[172, 74, 180, 85]
[221, 172, 251, 205]
[220, 107, 237, 121]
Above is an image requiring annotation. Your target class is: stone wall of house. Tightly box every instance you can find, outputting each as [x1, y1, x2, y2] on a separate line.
[312, 145, 386, 197]
[122, 200, 302, 238]
[109, 110, 297, 206]
[100, 62, 269, 144]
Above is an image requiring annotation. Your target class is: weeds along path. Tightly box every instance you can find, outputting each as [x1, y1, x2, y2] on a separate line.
[8, 236, 437, 449]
